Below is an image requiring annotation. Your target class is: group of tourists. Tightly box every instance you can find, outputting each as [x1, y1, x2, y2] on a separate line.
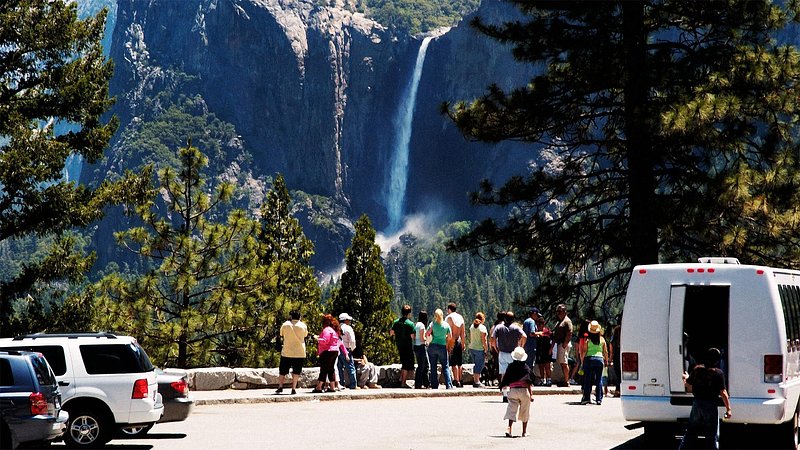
[271, 304, 624, 439]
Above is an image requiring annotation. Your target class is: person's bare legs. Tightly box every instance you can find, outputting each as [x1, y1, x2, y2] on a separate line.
[506, 420, 514, 437]
[275, 374, 285, 393]
[290, 374, 299, 393]
[522, 421, 528, 437]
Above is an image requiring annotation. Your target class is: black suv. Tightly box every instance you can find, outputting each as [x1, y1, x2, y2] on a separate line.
[0, 350, 68, 449]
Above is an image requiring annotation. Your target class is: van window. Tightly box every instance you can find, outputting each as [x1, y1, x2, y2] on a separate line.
[80, 344, 154, 374]
[778, 284, 800, 343]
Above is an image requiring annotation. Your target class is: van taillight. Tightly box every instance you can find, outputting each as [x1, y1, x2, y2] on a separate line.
[764, 354, 783, 383]
[622, 352, 639, 380]
[30, 392, 48, 415]
[132, 379, 149, 399]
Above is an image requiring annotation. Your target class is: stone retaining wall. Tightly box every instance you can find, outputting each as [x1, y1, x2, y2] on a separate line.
[170, 364, 480, 391]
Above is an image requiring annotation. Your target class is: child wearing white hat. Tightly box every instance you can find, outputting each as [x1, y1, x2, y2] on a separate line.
[498, 346, 535, 437]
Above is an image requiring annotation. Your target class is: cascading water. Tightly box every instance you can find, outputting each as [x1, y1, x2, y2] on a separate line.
[384, 36, 433, 234]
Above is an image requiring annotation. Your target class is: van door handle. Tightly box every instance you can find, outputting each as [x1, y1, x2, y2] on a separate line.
[58, 381, 70, 387]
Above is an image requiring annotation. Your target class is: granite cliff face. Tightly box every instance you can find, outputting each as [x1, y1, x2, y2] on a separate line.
[92, 0, 532, 270]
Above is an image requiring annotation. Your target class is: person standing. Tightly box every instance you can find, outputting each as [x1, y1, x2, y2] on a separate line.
[579, 320, 608, 405]
[337, 313, 357, 390]
[534, 316, 553, 386]
[553, 304, 573, 387]
[468, 312, 488, 388]
[445, 302, 466, 387]
[491, 311, 526, 402]
[413, 310, 430, 389]
[275, 310, 307, 395]
[313, 314, 342, 393]
[499, 346, 535, 438]
[390, 304, 416, 388]
[522, 308, 540, 371]
[426, 308, 454, 389]
[679, 348, 731, 450]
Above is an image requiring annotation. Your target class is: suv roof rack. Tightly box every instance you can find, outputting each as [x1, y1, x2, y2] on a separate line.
[12, 332, 119, 341]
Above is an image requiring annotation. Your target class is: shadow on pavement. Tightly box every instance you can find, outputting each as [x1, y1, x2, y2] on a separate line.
[610, 423, 779, 449]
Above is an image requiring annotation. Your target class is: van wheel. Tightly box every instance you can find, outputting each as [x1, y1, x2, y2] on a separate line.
[779, 407, 799, 450]
[64, 408, 112, 448]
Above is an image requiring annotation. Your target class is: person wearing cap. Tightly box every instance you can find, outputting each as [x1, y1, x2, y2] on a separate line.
[522, 308, 541, 371]
[579, 320, 608, 405]
[337, 312, 357, 390]
[499, 346, 535, 438]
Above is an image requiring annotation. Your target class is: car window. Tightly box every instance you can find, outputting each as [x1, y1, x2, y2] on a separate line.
[130, 342, 155, 372]
[0, 359, 13, 386]
[30, 355, 56, 386]
[80, 344, 153, 374]
[0, 346, 66, 376]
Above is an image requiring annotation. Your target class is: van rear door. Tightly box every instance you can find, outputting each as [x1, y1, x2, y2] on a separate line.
[668, 286, 687, 393]
[668, 285, 730, 393]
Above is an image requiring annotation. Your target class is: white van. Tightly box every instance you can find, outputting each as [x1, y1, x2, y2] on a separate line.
[620, 258, 800, 448]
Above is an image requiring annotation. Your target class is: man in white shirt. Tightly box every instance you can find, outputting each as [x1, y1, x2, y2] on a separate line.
[445, 302, 466, 387]
[338, 313, 358, 389]
[275, 311, 308, 395]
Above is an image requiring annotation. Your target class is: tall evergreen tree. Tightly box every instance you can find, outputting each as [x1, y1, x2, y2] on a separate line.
[257, 173, 321, 363]
[330, 215, 396, 365]
[446, 1, 800, 314]
[93, 143, 270, 368]
[0, 0, 149, 333]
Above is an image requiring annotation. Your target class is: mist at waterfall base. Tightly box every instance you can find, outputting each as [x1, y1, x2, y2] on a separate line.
[321, 211, 443, 285]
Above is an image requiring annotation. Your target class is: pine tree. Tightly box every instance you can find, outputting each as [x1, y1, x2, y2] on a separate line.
[256, 174, 321, 365]
[446, 1, 800, 313]
[0, 0, 149, 333]
[330, 215, 396, 365]
[93, 143, 270, 368]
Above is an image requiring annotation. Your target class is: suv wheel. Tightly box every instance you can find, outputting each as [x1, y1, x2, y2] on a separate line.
[65, 408, 111, 448]
[118, 423, 153, 438]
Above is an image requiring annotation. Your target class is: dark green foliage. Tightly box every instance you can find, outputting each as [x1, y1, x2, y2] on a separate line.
[256, 174, 322, 367]
[384, 222, 542, 318]
[93, 143, 272, 368]
[0, 0, 150, 334]
[446, 1, 800, 317]
[361, 0, 480, 34]
[329, 215, 396, 365]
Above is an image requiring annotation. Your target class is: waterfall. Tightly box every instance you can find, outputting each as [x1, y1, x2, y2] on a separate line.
[385, 36, 432, 234]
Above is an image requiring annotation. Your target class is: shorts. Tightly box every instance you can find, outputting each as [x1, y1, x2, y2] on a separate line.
[399, 347, 415, 371]
[470, 349, 485, 374]
[449, 340, 463, 366]
[279, 356, 304, 376]
[498, 351, 513, 375]
[556, 342, 572, 365]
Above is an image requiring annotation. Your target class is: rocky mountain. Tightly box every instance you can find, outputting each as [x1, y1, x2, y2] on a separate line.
[83, 0, 533, 271]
